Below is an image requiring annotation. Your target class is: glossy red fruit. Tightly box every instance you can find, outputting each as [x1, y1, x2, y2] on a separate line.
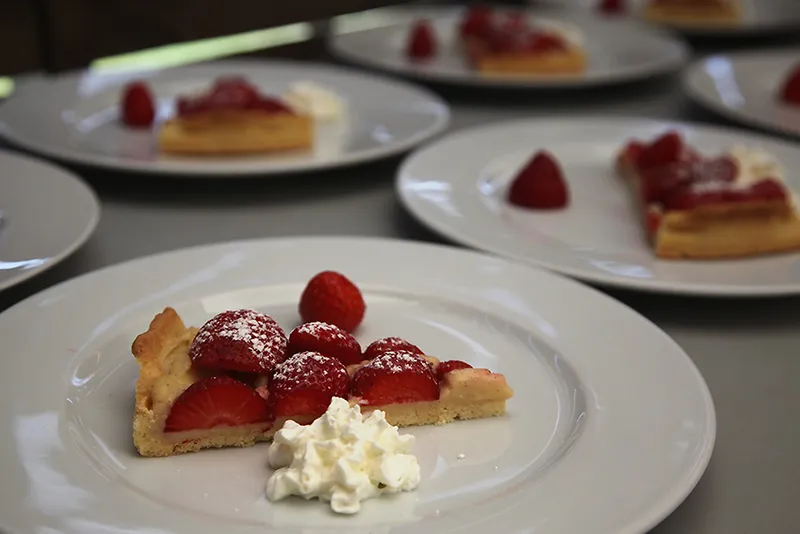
[508, 151, 570, 210]
[269, 351, 350, 417]
[460, 5, 493, 39]
[407, 20, 437, 60]
[637, 131, 684, 171]
[121, 81, 156, 128]
[436, 360, 473, 381]
[287, 322, 362, 366]
[363, 337, 424, 361]
[164, 376, 272, 432]
[599, 0, 625, 14]
[780, 65, 800, 105]
[189, 309, 287, 374]
[663, 178, 787, 211]
[527, 33, 568, 52]
[352, 350, 439, 406]
[299, 271, 366, 333]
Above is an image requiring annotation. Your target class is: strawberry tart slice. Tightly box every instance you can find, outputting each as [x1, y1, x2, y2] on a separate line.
[643, 0, 743, 27]
[131, 273, 513, 457]
[616, 131, 800, 259]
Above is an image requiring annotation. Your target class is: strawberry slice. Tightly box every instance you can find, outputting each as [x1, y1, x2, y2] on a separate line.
[363, 337, 424, 360]
[460, 4, 493, 39]
[287, 322, 362, 366]
[507, 151, 570, 210]
[121, 81, 155, 128]
[436, 360, 473, 382]
[352, 350, 439, 406]
[189, 309, 287, 374]
[269, 351, 350, 417]
[299, 271, 366, 333]
[164, 376, 272, 433]
[663, 178, 786, 211]
[637, 131, 684, 172]
[407, 20, 437, 60]
[780, 64, 800, 105]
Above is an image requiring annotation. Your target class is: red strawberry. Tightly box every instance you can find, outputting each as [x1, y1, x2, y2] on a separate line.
[527, 33, 567, 53]
[780, 64, 800, 105]
[189, 309, 287, 374]
[436, 360, 473, 381]
[269, 351, 350, 417]
[352, 350, 439, 406]
[363, 337, 424, 360]
[460, 5, 493, 39]
[599, 0, 625, 14]
[637, 131, 684, 171]
[287, 322, 362, 366]
[299, 271, 366, 333]
[121, 81, 155, 128]
[507, 151, 570, 210]
[164, 376, 272, 432]
[407, 20, 437, 60]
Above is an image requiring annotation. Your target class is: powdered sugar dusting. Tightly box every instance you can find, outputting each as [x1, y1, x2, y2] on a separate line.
[295, 321, 350, 342]
[364, 351, 431, 374]
[273, 351, 348, 389]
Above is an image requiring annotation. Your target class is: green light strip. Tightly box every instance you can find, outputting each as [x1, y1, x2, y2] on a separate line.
[0, 78, 14, 98]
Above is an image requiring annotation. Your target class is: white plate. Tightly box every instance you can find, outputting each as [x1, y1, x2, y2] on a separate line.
[0, 60, 450, 177]
[0, 237, 714, 534]
[0, 150, 99, 290]
[398, 117, 800, 296]
[328, 6, 688, 88]
[532, 0, 800, 37]
[683, 49, 800, 139]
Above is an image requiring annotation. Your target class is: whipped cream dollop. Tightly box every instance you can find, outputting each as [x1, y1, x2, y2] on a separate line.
[728, 145, 786, 185]
[265, 397, 421, 514]
[281, 82, 344, 121]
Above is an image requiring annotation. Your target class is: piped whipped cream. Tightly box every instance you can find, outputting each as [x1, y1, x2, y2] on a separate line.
[728, 145, 785, 185]
[265, 397, 421, 514]
[281, 82, 344, 121]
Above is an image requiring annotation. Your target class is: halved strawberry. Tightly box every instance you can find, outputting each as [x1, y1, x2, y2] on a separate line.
[460, 4, 493, 39]
[780, 64, 800, 105]
[299, 271, 366, 333]
[507, 151, 570, 210]
[407, 20, 437, 60]
[121, 81, 155, 128]
[352, 350, 439, 406]
[189, 309, 287, 374]
[287, 322, 362, 366]
[164, 376, 272, 433]
[363, 336, 424, 360]
[269, 351, 350, 417]
[637, 131, 684, 171]
[436, 360, 473, 381]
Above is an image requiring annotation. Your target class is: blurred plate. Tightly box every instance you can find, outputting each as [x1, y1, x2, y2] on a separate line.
[0, 150, 99, 290]
[328, 5, 688, 88]
[398, 116, 800, 296]
[0, 60, 450, 177]
[683, 49, 800, 138]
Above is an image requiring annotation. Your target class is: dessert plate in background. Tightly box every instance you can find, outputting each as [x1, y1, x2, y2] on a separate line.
[0, 60, 450, 177]
[328, 5, 688, 88]
[0, 237, 715, 534]
[683, 49, 800, 139]
[398, 117, 800, 296]
[0, 150, 99, 291]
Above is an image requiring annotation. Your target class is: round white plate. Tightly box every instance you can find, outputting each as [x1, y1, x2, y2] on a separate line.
[0, 60, 450, 177]
[328, 6, 688, 88]
[0, 237, 714, 534]
[398, 117, 800, 296]
[0, 150, 99, 291]
[532, 0, 800, 37]
[683, 49, 800, 138]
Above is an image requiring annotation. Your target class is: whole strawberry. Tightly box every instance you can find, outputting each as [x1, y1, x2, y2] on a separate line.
[299, 271, 366, 333]
[508, 150, 570, 210]
[121, 81, 156, 128]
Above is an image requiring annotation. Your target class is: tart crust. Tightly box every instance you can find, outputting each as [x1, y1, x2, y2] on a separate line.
[643, 1, 742, 27]
[466, 40, 586, 76]
[132, 308, 514, 457]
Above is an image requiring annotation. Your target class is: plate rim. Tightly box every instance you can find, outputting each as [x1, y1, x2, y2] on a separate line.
[327, 5, 690, 89]
[681, 48, 800, 139]
[396, 115, 800, 297]
[0, 234, 716, 534]
[0, 59, 452, 177]
[0, 148, 100, 291]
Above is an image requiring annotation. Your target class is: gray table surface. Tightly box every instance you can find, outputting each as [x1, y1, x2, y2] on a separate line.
[2, 34, 800, 534]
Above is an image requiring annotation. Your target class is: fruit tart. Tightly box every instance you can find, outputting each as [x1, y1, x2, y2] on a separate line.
[132, 275, 513, 457]
[458, 8, 587, 76]
[616, 131, 800, 259]
[157, 76, 313, 155]
[643, 0, 742, 27]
